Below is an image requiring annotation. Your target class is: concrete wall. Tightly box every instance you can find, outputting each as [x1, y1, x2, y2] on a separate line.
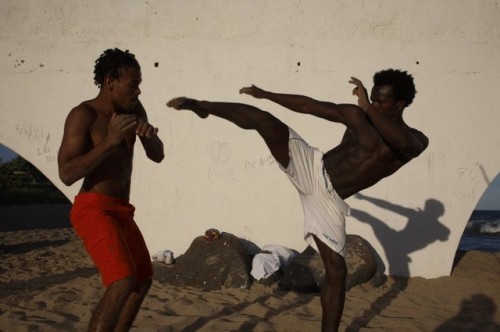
[1, 0, 499, 278]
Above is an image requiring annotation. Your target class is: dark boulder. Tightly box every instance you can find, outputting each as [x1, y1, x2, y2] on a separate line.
[279, 234, 378, 292]
[153, 232, 252, 291]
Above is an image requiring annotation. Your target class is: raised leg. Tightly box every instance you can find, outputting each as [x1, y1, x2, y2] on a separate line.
[167, 98, 290, 167]
[313, 235, 347, 332]
[88, 276, 136, 332]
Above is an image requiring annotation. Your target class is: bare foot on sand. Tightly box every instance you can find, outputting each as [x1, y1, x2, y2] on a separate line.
[166, 97, 209, 118]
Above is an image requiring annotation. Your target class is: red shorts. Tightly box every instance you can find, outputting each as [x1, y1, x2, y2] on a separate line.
[70, 192, 153, 287]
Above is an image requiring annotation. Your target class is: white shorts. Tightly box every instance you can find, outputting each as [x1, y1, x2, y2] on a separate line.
[280, 128, 351, 257]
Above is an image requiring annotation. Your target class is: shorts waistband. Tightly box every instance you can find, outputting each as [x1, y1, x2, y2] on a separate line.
[74, 192, 130, 206]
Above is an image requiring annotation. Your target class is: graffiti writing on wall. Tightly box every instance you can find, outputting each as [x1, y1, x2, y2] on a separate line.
[14, 122, 56, 163]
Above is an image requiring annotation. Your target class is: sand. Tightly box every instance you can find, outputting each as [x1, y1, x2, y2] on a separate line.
[0, 221, 499, 331]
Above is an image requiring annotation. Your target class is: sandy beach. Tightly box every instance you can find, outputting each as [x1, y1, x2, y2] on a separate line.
[0, 206, 499, 331]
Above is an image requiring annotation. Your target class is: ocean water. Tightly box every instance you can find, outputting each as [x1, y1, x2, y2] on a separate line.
[457, 210, 500, 252]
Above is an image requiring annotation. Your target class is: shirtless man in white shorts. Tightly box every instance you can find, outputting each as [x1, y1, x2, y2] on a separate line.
[167, 69, 428, 332]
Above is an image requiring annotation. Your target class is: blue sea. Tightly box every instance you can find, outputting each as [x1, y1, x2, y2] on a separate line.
[457, 210, 500, 252]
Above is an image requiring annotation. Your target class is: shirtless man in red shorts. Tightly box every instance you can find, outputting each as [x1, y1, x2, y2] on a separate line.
[58, 48, 164, 331]
[167, 69, 428, 331]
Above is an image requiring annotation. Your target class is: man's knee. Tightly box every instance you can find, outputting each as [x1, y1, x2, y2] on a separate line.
[107, 276, 137, 295]
[253, 110, 284, 133]
[323, 253, 347, 284]
[314, 236, 347, 281]
[136, 278, 152, 293]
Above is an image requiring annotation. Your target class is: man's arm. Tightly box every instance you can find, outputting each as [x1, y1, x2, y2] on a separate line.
[239, 85, 361, 125]
[135, 102, 165, 163]
[58, 105, 137, 186]
[365, 108, 428, 159]
[349, 78, 428, 159]
[349, 77, 371, 111]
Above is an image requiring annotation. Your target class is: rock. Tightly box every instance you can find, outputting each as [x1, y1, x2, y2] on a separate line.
[153, 232, 252, 291]
[255, 269, 283, 286]
[277, 246, 322, 293]
[278, 234, 378, 292]
[346, 234, 379, 289]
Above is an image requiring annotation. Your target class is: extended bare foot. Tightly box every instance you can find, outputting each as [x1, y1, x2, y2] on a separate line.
[166, 97, 209, 118]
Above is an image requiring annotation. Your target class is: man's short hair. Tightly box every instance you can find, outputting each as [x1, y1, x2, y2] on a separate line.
[93, 48, 140, 88]
[373, 69, 416, 107]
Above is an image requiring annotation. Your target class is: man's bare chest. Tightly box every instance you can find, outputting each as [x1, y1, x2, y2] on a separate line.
[90, 118, 136, 149]
[325, 134, 405, 174]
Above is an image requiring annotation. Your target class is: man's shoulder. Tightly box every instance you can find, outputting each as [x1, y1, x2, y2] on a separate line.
[66, 100, 100, 125]
[403, 125, 429, 154]
[343, 104, 372, 126]
[417, 130, 429, 150]
[72, 99, 97, 113]
[71, 99, 105, 116]
[409, 126, 429, 145]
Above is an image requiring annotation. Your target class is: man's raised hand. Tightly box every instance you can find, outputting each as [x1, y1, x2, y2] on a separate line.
[108, 113, 137, 145]
[349, 77, 370, 111]
[135, 117, 158, 139]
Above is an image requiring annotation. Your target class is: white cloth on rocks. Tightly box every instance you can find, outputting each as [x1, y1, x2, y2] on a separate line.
[152, 249, 174, 264]
[251, 245, 296, 280]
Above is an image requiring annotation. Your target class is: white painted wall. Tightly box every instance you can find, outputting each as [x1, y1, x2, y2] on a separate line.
[1, 0, 499, 278]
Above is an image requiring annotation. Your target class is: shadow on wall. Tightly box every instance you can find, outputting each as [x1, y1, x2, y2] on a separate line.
[347, 194, 450, 331]
[351, 193, 450, 276]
